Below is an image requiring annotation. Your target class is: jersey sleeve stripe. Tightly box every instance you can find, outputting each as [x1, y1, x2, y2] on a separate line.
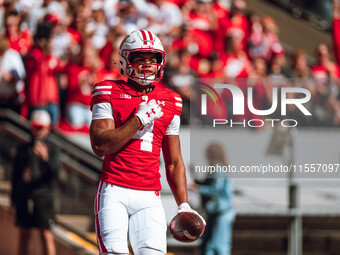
[175, 102, 182, 107]
[92, 91, 111, 98]
[175, 97, 182, 101]
[93, 85, 112, 90]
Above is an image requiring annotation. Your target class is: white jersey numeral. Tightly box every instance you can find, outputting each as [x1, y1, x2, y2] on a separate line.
[132, 123, 154, 152]
[133, 95, 154, 152]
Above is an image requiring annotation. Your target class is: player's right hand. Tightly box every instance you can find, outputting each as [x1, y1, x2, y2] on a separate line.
[135, 99, 164, 126]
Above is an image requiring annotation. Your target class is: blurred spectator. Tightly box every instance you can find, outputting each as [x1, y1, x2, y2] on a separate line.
[101, 0, 149, 29]
[164, 48, 195, 124]
[102, 0, 120, 28]
[0, 35, 26, 112]
[64, 44, 98, 129]
[221, 28, 250, 78]
[26, 0, 66, 35]
[249, 56, 268, 79]
[227, 0, 249, 52]
[68, 4, 88, 41]
[211, 0, 231, 55]
[5, 10, 32, 57]
[199, 52, 225, 78]
[115, 0, 148, 34]
[311, 43, 340, 125]
[146, 0, 183, 35]
[266, 43, 290, 120]
[288, 50, 316, 126]
[46, 12, 72, 60]
[97, 36, 122, 81]
[170, 24, 201, 71]
[85, 1, 109, 50]
[262, 15, 279, 50]
[183, 0, 217, 60]
[268, 42, 290, 87]
[25, 22, 66, 126]
[332, 0, 340, 65]
[64, 4, 82, 45]
[191, 142, 235, 255]
[11, 109, 60, 255]
[289, 49, 316, 123]
[291, 49, 313, 79]
[11, 0, 43, 19]
[247, 57, 272, 121]
[248, 14, 271, 61]
[312, 43, 340, 79]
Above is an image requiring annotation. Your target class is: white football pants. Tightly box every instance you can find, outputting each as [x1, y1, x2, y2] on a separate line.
[94, 181, 167, 255]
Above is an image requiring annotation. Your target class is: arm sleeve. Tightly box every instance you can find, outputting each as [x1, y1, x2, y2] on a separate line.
[165, 115, 180, 135]
[92, 103, 114, 120]
[90, 82, 113, 110]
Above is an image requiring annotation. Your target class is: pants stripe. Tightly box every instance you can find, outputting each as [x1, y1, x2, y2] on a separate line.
[95, 181, 107, 253]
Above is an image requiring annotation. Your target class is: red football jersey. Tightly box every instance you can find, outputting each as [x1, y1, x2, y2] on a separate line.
[90, 80, 182, 191]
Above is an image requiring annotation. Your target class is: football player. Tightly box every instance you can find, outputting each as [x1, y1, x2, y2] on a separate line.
[89, 30, 205, 255]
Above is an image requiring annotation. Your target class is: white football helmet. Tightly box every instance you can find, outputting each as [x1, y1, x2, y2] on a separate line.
[119, 30, 165, 86]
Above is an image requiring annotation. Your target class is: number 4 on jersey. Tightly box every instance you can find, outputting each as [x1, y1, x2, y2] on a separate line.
[133, 95, 154, 152]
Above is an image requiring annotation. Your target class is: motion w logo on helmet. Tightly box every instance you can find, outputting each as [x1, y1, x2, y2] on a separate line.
[140, 30, 155, 46]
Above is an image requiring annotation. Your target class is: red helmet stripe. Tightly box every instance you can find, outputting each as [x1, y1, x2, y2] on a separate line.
[147, 31, 153, 42]
[140, 30, 147, 44]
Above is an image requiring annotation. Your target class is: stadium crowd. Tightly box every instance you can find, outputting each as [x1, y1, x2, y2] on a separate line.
[0, 0, 340, 130]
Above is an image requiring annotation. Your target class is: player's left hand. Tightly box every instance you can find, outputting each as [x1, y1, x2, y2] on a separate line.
[178, 202, 206, 225]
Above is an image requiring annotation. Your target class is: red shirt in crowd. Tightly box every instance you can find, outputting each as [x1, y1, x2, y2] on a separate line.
[213, 7, 231, 55]
[66, 63, 93, 106]
[25, 47, 64, 107]
[187, 11, 215, 58]
[67, 27, 82, 44]
[7, 29, 32, 56]
[66, 61, 124, 107]
[311, 64, 340, 79]
[220, 52, 250, 78]
[228, 13, 250, 52]
[96, 67, 121, 84]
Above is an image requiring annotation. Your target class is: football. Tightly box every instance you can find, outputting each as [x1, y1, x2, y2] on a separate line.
[169, 212, 205, 242]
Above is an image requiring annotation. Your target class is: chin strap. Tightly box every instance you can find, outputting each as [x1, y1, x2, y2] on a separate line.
[131, 74, 156, 86]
